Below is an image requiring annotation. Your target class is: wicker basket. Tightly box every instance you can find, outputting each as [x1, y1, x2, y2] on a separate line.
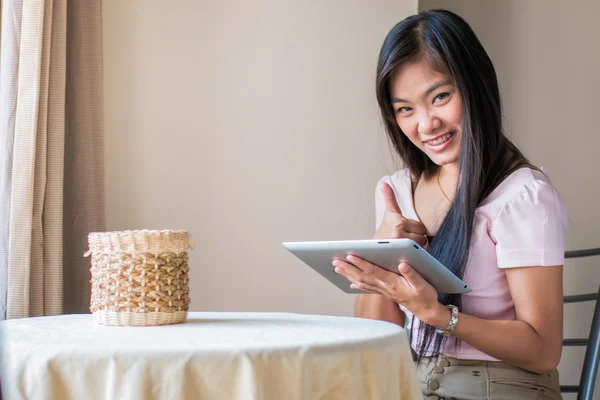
[86, 230, 191, 326]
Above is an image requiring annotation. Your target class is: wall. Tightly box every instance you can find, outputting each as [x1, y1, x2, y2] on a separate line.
[104, 0, 599, 394]
[418, 1, 599, 397]
[102, 0, 418, 318]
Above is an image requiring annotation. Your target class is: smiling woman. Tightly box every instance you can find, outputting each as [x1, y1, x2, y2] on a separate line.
[335, 9, 568, 400]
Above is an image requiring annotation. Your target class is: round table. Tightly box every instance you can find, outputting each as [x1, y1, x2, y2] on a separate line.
[0, 312, 421, 399]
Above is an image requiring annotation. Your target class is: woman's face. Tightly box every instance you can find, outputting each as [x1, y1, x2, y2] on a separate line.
[389, 58, 462, 168]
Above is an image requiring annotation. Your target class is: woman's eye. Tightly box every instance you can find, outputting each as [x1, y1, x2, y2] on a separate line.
[433, 92, 450, 102]
[397, 106, 412, 113]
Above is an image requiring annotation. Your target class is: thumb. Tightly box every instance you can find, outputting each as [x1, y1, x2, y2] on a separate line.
[381, 181, 403, 215]
[398, 262, 426, 288]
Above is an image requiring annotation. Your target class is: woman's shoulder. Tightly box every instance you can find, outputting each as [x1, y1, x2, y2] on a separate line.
[479, 167, 564, 218]
[485, 167, 568, 267]
[376, 168, 412, 191]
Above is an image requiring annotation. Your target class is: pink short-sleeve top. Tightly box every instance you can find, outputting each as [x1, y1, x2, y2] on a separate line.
[375, 167, 568, 361]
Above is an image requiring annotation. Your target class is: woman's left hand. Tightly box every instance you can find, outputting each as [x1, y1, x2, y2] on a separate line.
[333, 255, 442, 325]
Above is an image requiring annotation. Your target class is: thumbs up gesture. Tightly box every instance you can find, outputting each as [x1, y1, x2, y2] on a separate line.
[374, 181, 429, 248]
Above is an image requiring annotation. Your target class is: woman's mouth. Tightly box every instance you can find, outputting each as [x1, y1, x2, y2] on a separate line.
[424, 130, 456, 152]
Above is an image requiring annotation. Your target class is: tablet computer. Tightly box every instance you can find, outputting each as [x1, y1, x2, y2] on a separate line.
[282, 238, 471, 294]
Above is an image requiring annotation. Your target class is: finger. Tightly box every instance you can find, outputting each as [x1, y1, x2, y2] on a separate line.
[400, 219, 427, 235]
[381, 181, 403, 215]
[333, 258, 373, 283]
[397, 262, 428, 289]
[350, 281, 380, 294]
[395, 232, 428, 247]
[334, 261, 376, 285]
[345, 255, 394, 287]
[335, 261, 385, 294]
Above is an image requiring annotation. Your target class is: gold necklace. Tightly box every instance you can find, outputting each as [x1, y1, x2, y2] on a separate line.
[437, 169, 452, 202]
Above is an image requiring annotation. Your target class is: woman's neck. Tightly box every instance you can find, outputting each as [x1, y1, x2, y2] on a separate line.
[439, 162, 459, 185]
[433, 162, 458, 203]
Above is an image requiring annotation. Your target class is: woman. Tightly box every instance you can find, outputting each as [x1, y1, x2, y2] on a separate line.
[332, 9, 567, 400]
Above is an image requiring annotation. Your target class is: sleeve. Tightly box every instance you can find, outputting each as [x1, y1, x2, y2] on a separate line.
[491, 180, 568, 268]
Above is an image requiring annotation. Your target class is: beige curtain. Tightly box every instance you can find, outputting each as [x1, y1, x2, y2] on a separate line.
[0, 0, 105, 319]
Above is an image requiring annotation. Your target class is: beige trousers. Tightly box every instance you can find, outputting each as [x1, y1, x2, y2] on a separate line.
[416, 355, 563, 400]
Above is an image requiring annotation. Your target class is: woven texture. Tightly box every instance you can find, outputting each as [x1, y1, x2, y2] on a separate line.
[87, 230, 190, 326]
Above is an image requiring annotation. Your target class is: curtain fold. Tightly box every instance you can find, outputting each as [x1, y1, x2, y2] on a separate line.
[0, 0, 105, 320]
[43, 0, 66, 316]
[0, 0, 24, 320]
[63, 0, 105, 314]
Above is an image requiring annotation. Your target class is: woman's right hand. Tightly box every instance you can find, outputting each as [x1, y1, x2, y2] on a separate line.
[373, 181, 429, 248]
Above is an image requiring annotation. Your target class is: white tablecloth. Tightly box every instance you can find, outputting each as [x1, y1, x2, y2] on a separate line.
[1, 312, 421, 400]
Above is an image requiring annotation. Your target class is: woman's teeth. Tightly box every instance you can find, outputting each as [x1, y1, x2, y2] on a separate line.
[426, 131, 454, 146]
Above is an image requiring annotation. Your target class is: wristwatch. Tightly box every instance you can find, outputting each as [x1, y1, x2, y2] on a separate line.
[436, 305, 459, 336]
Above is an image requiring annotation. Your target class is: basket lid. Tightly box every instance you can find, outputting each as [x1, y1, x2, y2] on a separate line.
[87, 230, 190, 254]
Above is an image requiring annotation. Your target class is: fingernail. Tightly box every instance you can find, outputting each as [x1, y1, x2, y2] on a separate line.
[399, 263, 410, 273]
[334, 267, 341, 274]
[346, 255, 355, 262]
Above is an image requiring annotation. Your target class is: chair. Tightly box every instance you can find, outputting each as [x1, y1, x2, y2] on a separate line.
[560, 248, 600, 400]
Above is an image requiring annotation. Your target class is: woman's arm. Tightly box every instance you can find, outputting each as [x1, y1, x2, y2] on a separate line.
[423, 265, 563, 374]
[353, 180, 425, 327]
[355, 294, 406, 327]
[335, 256, 563, 375]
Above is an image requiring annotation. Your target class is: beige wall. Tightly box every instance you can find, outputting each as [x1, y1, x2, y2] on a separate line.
[419, 1, 600, 397]
[104, 0, 598, 393]
[102, 0, 418, 317]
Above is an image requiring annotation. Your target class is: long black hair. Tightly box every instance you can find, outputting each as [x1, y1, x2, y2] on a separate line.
[375, 9, 535, 361]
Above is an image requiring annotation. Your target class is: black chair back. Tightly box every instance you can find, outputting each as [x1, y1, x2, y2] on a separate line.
[560, 248, 600, 400]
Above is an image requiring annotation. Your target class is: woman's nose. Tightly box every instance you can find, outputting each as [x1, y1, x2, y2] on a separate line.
[417, 114, 442, 136]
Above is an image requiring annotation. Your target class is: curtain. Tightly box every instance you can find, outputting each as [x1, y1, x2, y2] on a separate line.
[0, 0, 105, 320]
[0, 0, 23, 320]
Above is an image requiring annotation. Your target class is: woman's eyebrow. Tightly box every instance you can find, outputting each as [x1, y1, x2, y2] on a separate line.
[391, 79, 453, 103]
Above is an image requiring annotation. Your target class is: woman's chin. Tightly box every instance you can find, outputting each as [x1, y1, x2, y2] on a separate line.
[426, 144, 460, 166]
[429, 154, 459, 167]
